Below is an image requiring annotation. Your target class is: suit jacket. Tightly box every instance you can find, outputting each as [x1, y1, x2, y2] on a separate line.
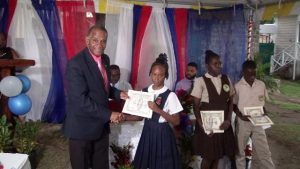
[62, 48, 120, 140]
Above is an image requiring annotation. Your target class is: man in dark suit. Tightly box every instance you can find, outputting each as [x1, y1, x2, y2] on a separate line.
[62, 25, 127, 169]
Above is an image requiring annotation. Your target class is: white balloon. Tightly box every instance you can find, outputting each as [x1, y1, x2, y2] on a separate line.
[0, 76, 23, 97]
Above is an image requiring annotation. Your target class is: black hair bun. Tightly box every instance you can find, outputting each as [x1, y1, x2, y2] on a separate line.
[157, 53, 168, 64]
[205, 50, 216, 56]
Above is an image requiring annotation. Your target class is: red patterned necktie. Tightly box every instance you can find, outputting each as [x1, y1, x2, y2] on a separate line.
[98, 57, 109, 92]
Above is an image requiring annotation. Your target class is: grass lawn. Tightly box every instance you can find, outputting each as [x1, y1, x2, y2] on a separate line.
[270, 100, 300, 111]
[279, 80, 300, 98]
[269, 122, 300, 145]
[267, 80, 300, 145]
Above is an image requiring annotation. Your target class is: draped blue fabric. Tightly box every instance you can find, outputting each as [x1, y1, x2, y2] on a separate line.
[132, 5, 142, 54]
[0, 0, 8, 32]
[166, 8, 179, 83]
[32, 0, 67, 123]
[187, 5, 246, 82]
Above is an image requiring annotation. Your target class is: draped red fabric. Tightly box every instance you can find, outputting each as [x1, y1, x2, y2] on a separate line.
[56, 0, 95, 60]
[131, 6, 152, 89]
[5, 0, 17, 32]
[175, 9, 188, 80]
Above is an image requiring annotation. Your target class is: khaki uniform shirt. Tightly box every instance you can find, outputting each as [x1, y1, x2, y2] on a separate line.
[233, 77, 269, 114]
[191, 73, 234, 103]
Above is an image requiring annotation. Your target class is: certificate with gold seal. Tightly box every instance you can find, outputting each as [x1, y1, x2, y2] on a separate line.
[122, 90, 154, 118]
[200, 111, 224, 134]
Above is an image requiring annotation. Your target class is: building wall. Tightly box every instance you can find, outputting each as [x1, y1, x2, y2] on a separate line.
[274, 15, 298, 54]
[272, 15, 300, 79]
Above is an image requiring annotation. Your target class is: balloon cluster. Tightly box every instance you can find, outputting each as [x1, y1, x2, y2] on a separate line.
[0, 75, 32, 115]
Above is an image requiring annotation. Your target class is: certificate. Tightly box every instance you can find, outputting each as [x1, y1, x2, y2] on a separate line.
[244, 106, 274, 126]
[122, 90, 154, 118]
[200, 111, 224, 134]
[248, 116, 274, 126]
[243, 106, 264, 116]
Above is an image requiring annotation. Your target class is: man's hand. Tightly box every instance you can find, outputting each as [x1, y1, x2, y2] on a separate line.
[120, 91, 129, 100]
[110, 112, 124, 123]
[234, 105, 250, 121]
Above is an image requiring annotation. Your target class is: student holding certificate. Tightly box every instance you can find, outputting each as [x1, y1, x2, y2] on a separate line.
[233, 60, 275, 169]
[133, 54, 183, 169]
[191, 50, 235, 169]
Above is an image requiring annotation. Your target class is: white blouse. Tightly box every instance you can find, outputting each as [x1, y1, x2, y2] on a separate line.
[147, 85, 183, 123]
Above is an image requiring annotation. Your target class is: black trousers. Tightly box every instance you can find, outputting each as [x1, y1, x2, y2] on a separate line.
[69, 134, 109, 169]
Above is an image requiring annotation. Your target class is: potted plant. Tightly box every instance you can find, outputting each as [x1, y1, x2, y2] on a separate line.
[175, 89, 195, 169]
[13, 119, 40, 169]
[0, 115, 13, 153]
[110, 142, 134, 169]
[178, 133, 194, 169]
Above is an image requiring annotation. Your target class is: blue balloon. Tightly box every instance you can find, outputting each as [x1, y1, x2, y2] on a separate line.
[8, 94, 32, 115]
[16, 75, 31, 93]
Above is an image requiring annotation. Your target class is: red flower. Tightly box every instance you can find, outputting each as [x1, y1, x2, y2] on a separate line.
[176, 89, 188, 98]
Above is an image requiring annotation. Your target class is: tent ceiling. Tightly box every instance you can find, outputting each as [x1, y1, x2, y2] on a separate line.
[134, 0, 296, 8]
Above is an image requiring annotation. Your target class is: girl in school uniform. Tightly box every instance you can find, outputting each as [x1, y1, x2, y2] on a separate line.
[133, 53, 183, 169]
[191, 50, 235, 169]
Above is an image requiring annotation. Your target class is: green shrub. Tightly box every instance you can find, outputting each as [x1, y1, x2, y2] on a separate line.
[254, 53, 279, 91]
[13, 120, 40, 154]
[0, 115, 12, 152]
[178, 133, 194, 169]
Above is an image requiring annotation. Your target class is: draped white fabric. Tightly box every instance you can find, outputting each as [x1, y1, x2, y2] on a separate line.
[105, 1, 133, 82]
[93, 0, 100, 13]
[136, 7, 177, 90]
[7, 0, 52, 121]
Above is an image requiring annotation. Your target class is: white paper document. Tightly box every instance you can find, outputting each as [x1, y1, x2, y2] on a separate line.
[122, 90, 154, 118]
[0, 153, 31, 169]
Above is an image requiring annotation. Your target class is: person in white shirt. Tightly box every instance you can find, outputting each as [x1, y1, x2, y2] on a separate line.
[132, 53, 183, 169]
[234, 60, 274, 169]
[110, 64, 132, 91]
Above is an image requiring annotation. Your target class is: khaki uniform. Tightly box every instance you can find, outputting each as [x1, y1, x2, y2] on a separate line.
[191, 73, 235, 160]
[234, 77, 274, 169]
[191, 73, 234, 101]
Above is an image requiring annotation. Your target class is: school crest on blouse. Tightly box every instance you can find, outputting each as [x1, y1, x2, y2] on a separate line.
[155, 96, 162, 105]
[223, 84, 230, 92]
[258, 95, 265, 101]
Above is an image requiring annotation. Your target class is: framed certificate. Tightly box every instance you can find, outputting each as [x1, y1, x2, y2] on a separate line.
[200, 111, 224, 134]
[244, 106, 274, 126]
[243, 106, 264, 116]
[122, 90, 154, 118]
[248, 116, 274, 126]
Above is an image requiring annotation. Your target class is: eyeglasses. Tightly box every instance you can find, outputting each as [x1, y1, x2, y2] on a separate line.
[90, 38, 106, 45]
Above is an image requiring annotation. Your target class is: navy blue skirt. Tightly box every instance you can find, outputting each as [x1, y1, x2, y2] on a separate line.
[133, 119, 182, 169]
